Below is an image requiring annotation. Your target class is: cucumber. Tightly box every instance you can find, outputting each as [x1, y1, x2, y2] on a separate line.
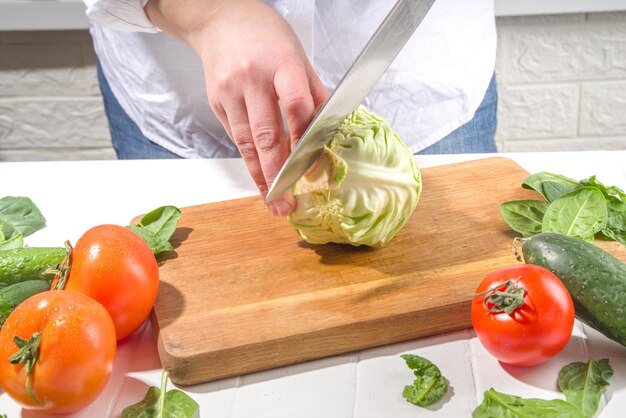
[522, 232, 626, 347]
[0, 247, 65, 288]
[0, 280, 51, 327]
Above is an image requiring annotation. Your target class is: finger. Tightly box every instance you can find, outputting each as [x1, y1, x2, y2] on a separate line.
[244, 83, 295, 216]
[274, 61, 317, 151]
[209, 100, 233, 139]
[306, 62, 330, 109]
[221, 96, 269, 198]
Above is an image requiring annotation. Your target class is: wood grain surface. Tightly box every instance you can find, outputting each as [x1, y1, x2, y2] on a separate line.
[150, 157, 626, 385]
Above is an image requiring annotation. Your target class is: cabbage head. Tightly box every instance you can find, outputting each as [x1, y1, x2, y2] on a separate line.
[288, 106, 422, 248]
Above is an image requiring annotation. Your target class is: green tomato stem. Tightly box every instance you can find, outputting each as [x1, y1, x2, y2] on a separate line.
[51, 241, 73, 290]
[473, 279, 526, 315]
[9, 330, 44, 406]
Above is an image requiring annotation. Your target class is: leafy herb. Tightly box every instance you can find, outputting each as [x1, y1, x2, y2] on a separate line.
[501, 172, 626, 247]
[0, 196, 46, 249]
[0, 230, 23, 251]
[580, 176, 626, 211]
[499, 200, 548, 237]
[401, 354, 448, 407]
[127, 206, 182, 255]
[557, 358, 613, 418]
[522, 172, 580, 202]
[541, 188, 607, 240]
[122, 370, 199, 418]
[601, 223, 626, 247]
[473, 388, 584, 418]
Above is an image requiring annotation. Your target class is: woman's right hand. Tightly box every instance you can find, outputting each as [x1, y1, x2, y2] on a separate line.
[146, 0, 329, 215]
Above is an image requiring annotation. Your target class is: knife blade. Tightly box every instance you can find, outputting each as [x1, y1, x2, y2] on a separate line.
[265, 0, 437, 203]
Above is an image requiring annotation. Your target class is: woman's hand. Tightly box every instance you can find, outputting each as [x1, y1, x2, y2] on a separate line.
[146, 0, 328, 215]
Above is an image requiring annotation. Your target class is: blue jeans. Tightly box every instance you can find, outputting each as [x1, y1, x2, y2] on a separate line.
[98, 61, 497, 159]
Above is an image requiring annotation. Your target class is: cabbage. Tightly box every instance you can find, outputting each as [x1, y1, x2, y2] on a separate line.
[288, 106, 422, 247]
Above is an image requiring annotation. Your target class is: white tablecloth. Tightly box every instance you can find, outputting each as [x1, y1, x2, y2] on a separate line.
[0, 151, 624, 417]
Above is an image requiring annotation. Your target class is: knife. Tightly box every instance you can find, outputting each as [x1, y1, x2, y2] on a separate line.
[265, 0, 437, 203]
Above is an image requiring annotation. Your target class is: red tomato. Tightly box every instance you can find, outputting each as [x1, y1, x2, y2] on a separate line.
[66, 224, 159, 340]
[471, 264, 575, 366]
[0, 290, 116, 414]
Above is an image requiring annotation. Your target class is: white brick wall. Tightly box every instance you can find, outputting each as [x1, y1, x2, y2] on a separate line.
[0, 30, 115, 161]
[1, 11, 625, 162]
[495, 12, 626, 151]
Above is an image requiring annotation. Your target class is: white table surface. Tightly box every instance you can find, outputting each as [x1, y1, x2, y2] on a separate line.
[0, 151, 624, 417]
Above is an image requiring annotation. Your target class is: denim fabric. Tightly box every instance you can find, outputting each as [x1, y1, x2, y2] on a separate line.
[98, 59, 497, 159]
[417, 73, 498, 154]
[97, 62, 181, 159]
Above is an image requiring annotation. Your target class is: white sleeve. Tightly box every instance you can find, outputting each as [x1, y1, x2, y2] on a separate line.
[83, 0, 158, 33]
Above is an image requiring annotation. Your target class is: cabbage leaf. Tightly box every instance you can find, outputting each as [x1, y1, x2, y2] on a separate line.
[288, 106, 421, 247]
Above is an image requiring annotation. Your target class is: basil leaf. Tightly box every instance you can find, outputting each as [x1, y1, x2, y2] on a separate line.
[401, 354, 448, 407]
[122, 371, 199, 418]
[522, 172, 580, 202]
[473, 388, 584, 418]
[0, 234, 24, 251]
[0, 196, 45, 239]
[0, 221, 13, 242]
[600, 208, 626, 245]
[608, 209, 626, 229]
[543, 181, 578, 203]
[542, 188, 608, 240]
[580, 175, 626, 212]
[558, 358, 613, 418]
[600, 228, 626, 247]
[128, 206, 182, 255]
[500, 200, 548, 237]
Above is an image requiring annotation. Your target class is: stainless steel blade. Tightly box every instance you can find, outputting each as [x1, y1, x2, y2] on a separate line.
[265, 0, 437, 203]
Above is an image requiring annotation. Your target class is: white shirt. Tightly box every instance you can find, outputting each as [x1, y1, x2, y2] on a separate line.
[84, 0, 496, 158]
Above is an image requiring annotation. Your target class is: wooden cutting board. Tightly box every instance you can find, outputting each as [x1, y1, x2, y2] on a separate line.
[150, 157, 626, 385]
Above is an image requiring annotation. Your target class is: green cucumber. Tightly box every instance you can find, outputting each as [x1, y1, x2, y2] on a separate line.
[0, 280, 51, 327]
[522, 232, 626, 347]
[0, 247, 65, 288]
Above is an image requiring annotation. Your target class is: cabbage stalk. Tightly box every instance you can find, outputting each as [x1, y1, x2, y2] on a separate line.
[288, 106, 422, 247]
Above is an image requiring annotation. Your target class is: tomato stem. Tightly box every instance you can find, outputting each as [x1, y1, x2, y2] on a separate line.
[52, 240, 73, 290]
[8, 330, 44, 406]
[473, 279, 526, 315]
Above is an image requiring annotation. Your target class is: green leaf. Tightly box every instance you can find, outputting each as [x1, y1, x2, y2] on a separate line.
[0, 233, 24, 251]
[579, 175, 626, 212]
[600, 208, 626, 246]
[522, 172, 580, 202]
[607, 209, 626, 231]
[542, 188, 608, 240]
[1, 219, 16, 240]
[500, 200, 548, 237]
[543, 181, 577, 203]
[0, 196, 46, 239]
[122, 371, 199, 418]
[557, 358, 613, 418]
[472, 388, 584, 418]
[401, 354, 448, 407]
[127, 206, 182, 255]
[600, 228, 626, 247]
